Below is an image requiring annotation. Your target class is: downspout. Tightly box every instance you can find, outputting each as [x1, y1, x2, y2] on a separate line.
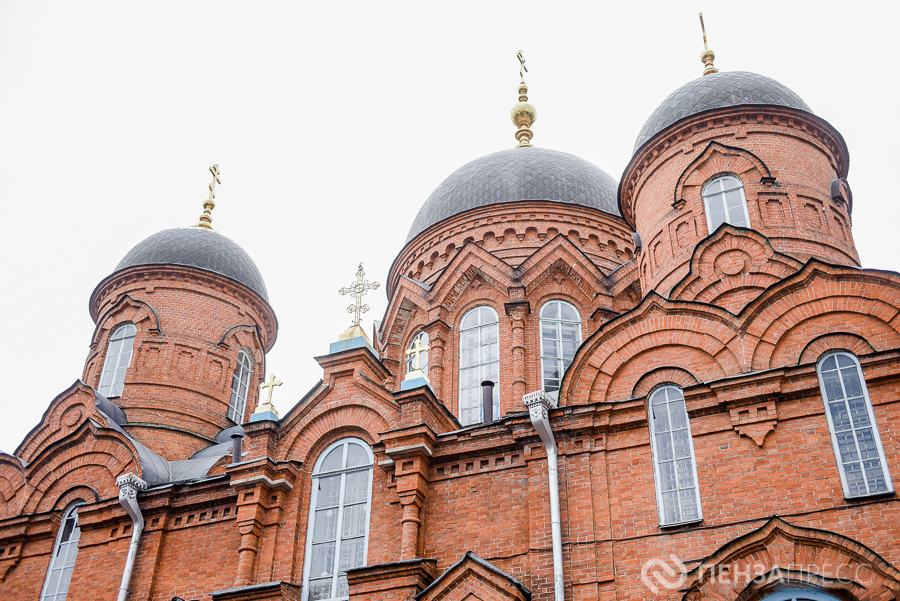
[523, 390, 564, 601]
[116, 473, 148, 601]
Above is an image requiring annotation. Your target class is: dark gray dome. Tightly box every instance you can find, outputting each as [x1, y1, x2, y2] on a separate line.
[115, 228, 268, 300]
[634, 71, 812, 152]
[406, 147, 619, 242]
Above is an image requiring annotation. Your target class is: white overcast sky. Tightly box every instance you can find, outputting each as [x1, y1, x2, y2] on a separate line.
[2, 1, 898, 453]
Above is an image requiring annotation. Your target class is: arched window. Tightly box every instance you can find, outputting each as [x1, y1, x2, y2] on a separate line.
[761, 590, 843, 601]
[648, 386, 702, 526]
[459, 306, 499, 426]
[406, 331, 429, 376]
[702, 175, 750, 231]
[303, 439, 374, 601]
[540, 300, 582, 397]
[98, 324, 136, 397]
[40, 502, 84, 601]
[817, 352, 893, 497]
[227, 350, 253, 423]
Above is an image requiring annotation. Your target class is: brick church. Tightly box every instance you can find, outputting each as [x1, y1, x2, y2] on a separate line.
[2, 38, 899, 601]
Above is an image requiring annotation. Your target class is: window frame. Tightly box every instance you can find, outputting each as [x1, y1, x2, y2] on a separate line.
[40, 501, 85, 601]
[227, 350, 253, 424]
[405, 331, 430, 376]
[816, 351, 894, 499]
[458, 306, 500, 426]
[98, 323, 137, 398]
[760, 590, 842, 601]
[301, 438, 375, 601]
[702, 175, 751, 233]
[539, 300, 582, 396]
[647, 385, 704, 527]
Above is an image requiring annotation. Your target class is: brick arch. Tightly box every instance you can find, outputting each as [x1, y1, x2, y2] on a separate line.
[303, 428, 378, 476]
[278, 397, 395, 463]
[682, 517, 900, 601]
[218, 325, 265, 365]
[632, 367, 700, 398]
[90, 294, 161, 348]
[674, 141, 773, 208]
[52, 485, 99, 511]
[0, 456, 26, 520]
[799, 333, 876, 366]
[562, 296, 742, 405]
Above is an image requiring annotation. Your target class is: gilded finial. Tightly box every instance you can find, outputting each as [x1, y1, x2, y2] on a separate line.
[699, 13, 718, 76]
[511, 50, 536, 148]
[338, 263, 380, 343]
[195, 164, 221, 229]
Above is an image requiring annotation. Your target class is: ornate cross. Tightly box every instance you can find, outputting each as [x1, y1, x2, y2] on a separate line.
[260, 373, 282, 405]
[405, 337, 430, 371]
[339, 263, 380, 326]
[208, 164, 222, 200]
[517, 50, 528, 82]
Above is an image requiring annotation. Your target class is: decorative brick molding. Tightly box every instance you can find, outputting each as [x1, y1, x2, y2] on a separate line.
[682, 517, 900, 601]
[728, 400, 778, 447]
[415, 552, 531, 601]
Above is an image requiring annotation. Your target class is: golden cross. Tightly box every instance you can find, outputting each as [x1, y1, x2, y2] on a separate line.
[699, 13, 709, 50]
[339, 263, 380, 326]
[517, 50, 528, 82]
[208, 164, 222, 200]
[405, 337, 431, 371]
[260, 373, 282, 405]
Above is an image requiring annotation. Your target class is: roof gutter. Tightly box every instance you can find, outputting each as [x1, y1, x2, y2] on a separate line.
[523, 390, 564, 601]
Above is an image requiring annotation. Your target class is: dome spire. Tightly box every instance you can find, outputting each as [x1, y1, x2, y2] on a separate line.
[195, 164, 221, 230]
[511, 51, 537, 148]
[699, 13, 718, 76]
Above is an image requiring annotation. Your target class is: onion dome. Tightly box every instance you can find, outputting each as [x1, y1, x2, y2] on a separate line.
[633, 71, 812, 152]
[405, 147, 620, 242]
[114, 227, 268, 300]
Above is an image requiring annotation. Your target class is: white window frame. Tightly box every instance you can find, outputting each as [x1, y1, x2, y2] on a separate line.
[760, 590, 843, 601]
[816, 351, 893, 498]
[458, 306, 500, 426]
[40, 501, 85, 601]
[539, 300, 582, 397]
[302, 438, 374, 601]
[227, 350, 253, 423]
[647, 385, 703, 527]
[405, 331, 430, 376]
[702, 175, 751, 232]
[98, 324, 137, 397]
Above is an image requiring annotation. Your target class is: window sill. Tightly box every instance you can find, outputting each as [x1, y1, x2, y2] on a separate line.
[844, 490, 896, 503]
[658, 518, 703, 531]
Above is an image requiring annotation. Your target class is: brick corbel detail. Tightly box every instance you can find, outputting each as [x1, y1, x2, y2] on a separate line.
[227, 459, 299, 587]
[711, 374, 783, 447]
[505, 301, 531, 403]
[729, 400, 778, 447]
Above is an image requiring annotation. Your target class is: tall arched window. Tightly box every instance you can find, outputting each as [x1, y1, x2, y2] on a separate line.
[405, 331, 429, 376]
[459, 306, 499, 426]
[98, 324, 136, 397]
[227, 350, 253, 423]
[540, 300, 582, 397]
[40, 502, 84, 601]
[303, 439, 374, 601]
[817, 352, 893, 497]
[702, 175, 750, 231]
[648, 386, 702, 526]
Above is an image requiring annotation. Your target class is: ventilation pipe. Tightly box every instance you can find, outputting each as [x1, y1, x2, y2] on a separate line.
[116, 473, 148, 601]
[481, 380, 495, 424]
[523, 390, 564, 601]
[231, 432, 244, 464]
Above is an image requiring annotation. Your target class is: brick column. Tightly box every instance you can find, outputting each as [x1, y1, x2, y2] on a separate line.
[395, 454, 429, 560]
[505, 301, 531, 403]
[423, 320, 449, 400]
[235, 522, 262, 587]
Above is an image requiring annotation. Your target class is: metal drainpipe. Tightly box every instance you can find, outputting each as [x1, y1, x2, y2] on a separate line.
[523, 390, 564, 601]
[116, 473, 148, 601]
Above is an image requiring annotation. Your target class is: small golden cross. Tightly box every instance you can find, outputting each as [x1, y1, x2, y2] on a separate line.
[405, 337, 431, 371]
[517, 50, 528, 82]
[260, 373, 282, 405]
[339, 263, 380, 326]
[208, 164, 222, 200]
[699, 13, 709, 50]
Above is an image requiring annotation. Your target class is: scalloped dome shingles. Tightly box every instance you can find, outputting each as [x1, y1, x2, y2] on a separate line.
[406, 147, 620, 243]
[633, 71, 812, 152]
[114, 227, 268, 300]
